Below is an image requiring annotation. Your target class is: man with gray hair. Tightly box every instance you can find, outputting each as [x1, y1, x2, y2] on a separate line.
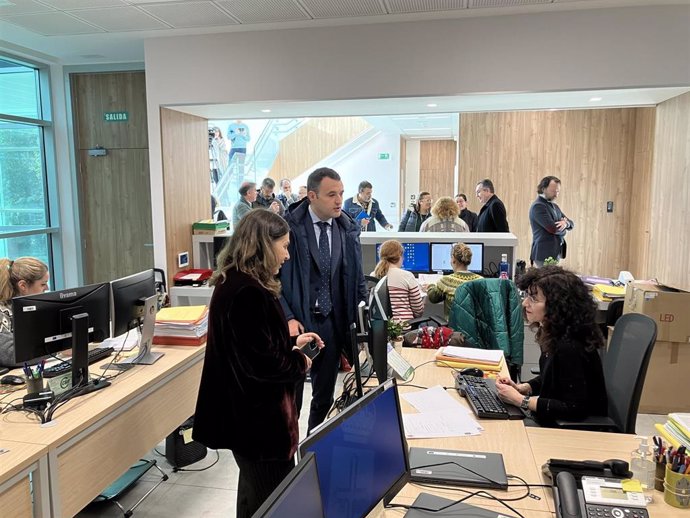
[232, 181, 257, 228]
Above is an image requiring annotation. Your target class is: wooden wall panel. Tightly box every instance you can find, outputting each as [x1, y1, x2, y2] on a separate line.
[419, 140, 456, 203]
[268, 117, 370, 180]
[648, 92, 690, 291]
[459, 109, 642, 278]
[160, 108, 210, 287]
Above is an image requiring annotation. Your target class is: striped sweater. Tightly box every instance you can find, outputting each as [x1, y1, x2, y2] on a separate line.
[426, 272, 483, 319]
[386, 267, 425, 323]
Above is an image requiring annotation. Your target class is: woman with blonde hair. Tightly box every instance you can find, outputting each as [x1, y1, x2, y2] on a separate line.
[372, 240, 425, 322]
[427, 243, 482, 319]
[0, 257, 50, 367]
[419, 196, 469, 232]
[193, 209, 323, 518]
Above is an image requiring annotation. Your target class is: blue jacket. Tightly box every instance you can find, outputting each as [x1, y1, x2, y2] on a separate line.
[529, 195, 574, 263]
[398, 209, 430, 232]
[343, 196, 389, 231]
[279, 199, 367, 335]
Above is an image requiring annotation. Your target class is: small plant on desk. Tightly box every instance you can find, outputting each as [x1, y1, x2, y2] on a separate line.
[387, 319, 407, 342]
[543, 256, 559, 266]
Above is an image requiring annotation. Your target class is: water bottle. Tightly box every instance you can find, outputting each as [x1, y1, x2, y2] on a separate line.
[499, 254, 509, 280]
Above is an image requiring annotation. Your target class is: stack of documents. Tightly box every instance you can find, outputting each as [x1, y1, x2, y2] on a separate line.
[435, 346, 505, 373]
[655, 413, 690, 449]
[401, 385, 483, 439]
[592, 283, 626, 302]
[153, 305, 208, 346]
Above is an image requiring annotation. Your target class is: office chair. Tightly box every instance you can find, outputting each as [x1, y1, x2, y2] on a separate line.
[369, 276, 446, 330]
[554, 313, 657, 434]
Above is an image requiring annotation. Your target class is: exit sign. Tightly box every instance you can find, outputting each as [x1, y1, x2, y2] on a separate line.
[378, 152, 390, 160]
[104, 111, 129, 122]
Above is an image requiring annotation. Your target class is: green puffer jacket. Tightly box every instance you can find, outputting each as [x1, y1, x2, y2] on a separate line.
[448, 278, 524, 367]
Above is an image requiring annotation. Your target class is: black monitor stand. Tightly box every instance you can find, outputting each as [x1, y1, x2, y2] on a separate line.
[71, 313, 110, 396]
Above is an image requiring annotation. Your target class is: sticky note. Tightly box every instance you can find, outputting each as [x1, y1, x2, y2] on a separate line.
[182, 428, 193, 444]
[621, 479, 643, 493]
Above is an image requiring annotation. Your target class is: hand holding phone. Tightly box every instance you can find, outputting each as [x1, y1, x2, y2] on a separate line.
[300, 340, 321, 360]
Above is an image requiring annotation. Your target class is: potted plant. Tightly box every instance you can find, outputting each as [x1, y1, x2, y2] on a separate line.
[387, 319, 407, 352]
[543, 256, 559, 266]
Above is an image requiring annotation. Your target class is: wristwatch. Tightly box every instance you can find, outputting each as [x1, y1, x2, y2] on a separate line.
[520, 396, 531, 410]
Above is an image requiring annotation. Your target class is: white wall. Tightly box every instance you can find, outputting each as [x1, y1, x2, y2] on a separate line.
[145, 5, 690, 269]
[404, 140, 421, 214]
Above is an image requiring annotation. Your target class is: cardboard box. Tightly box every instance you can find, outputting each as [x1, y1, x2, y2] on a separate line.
[638, 340, 690, 414]
[623, 281, 690, 343]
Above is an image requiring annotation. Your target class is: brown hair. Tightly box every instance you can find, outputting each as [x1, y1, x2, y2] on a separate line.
[0, 257, 49, 303]
[413, 191, 431, 213]
[212, 210, 289, 297]
[373, 240, 403, 279]
[431, 197, 459, 220]
[451, 243, 473, 268]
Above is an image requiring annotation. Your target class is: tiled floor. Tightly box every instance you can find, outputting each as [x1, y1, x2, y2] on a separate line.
[76, 385, 668, 517]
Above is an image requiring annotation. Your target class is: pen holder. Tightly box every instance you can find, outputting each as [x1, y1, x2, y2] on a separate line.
[663, 464, 690, 508]
[25, 374, 45, 394]
[655, 462, 666, 492]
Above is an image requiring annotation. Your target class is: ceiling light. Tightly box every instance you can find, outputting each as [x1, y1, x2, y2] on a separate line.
[426, 103, 438, 108]
[261, 109, 271, 113]
[589, 97, 603, 102]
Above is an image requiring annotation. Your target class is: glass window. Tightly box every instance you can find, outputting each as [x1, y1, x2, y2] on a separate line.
[0, 58, 40, 120]
[0, 234, 50, 271]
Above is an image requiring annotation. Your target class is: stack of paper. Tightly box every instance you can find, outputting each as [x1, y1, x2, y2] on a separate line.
[655, 413, 690, 449]
[592, 283, 626, 302]
[435, 346, 505, 373]
[153, 305, 208, 346]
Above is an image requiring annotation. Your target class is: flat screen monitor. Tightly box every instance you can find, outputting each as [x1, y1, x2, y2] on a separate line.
[376, 242, 430, 273]
[111, 269, 156, 337]
[252, 452, 325, 518]
[430, 242, 484, 274]
[298, 379, 409, 518]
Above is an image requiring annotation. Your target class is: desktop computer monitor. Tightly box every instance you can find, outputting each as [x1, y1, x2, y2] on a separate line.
[369, 319, 388, 385]
[252, 452, 325, 518]
[111, 269, 156, 337]
[13, 283, 111, 392]
[298, 379, 410, 518]
[376, 242, 430, 273]
[430, 242, 484, 274]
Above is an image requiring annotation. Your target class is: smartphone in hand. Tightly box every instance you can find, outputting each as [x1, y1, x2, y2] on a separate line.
[300, 340, 321, 360]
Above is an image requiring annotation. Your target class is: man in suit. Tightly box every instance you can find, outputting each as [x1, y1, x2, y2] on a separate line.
[475, 179, 510, 232]
[529, 176, 574, 267]
[455, 193, 478, 232]
[280, 168, 367, 432]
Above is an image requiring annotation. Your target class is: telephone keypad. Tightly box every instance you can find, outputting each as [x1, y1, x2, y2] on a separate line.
[585, 505, 649, 518]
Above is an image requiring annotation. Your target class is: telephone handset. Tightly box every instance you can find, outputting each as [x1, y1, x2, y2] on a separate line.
[555, 472, 649, 518]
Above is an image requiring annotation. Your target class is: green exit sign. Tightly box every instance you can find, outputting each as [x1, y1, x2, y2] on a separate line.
[104, 111, 129, 122]
[378, 152, 390, 160]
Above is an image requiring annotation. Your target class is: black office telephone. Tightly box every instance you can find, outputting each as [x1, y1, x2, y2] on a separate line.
[554, 471, 649, 518]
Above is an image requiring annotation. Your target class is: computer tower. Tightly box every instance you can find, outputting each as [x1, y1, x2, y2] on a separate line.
[165, 417, 207, 468]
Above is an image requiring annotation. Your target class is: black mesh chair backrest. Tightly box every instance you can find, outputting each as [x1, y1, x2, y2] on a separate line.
[603, 313, 657, 433]
[605, 299, 624, 327]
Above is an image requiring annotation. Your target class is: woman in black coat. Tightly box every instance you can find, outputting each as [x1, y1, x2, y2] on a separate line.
[495, 266, 607, 427]
[193, 209, 323, 518]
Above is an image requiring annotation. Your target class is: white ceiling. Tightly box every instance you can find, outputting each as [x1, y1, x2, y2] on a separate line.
[0, 0, 687, 63]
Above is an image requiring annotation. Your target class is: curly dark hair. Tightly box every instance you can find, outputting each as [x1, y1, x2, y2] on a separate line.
[516, 266, 603, 354]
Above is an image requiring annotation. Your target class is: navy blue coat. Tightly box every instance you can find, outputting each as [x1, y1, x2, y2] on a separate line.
[529, 196, 574, 263]
[279, 199, 367, 339]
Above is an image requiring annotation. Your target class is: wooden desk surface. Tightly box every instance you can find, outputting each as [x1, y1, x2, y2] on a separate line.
[0, 439, 47, 485]
[527, 428, 679, 518]
[0, 345, 205, 447]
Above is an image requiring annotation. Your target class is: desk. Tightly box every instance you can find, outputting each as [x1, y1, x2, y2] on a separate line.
[381, 349, 676, 517]
[0, 344, 205, 517]
[0, 440, 50, 517]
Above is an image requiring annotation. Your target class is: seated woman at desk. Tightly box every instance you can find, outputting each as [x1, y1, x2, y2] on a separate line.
[192, 210, 323, 518]
[419, 196, 469, 232]
[372, 240, 425, 322]
[426, 243, 482, 319]
[0, 257, 50, 368]
[495, 266, 607, 427]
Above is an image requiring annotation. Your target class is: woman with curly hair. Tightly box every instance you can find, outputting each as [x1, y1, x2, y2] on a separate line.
[495, 266, 607, 427]
[419, 196, 469, 232]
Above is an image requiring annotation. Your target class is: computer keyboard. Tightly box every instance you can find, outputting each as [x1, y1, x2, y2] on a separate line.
[454, 373, 524, 420]
[43, 347, 115, 378]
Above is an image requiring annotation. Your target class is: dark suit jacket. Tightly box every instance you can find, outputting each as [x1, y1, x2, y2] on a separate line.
[460, 208, 479, 232]
[529, 195, 573, 262]
[279, 199, 367, 341]
[193, 268, 307, 460]
[477, 195, 509, 232]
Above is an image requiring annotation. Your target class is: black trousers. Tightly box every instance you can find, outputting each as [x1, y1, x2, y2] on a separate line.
[234, 452, 295, 518]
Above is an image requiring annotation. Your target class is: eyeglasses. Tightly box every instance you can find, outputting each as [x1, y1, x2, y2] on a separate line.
[520, 291, 544, 304]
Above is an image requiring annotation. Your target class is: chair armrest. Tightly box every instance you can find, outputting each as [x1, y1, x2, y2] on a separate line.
[554, 416, 620, 433]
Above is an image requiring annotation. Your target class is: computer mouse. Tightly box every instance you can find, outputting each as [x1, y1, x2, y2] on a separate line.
[460, 368, 484, 378]
[0, 374, 26, 386]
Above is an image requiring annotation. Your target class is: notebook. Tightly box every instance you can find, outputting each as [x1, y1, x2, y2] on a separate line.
[408, 447, 508, 490]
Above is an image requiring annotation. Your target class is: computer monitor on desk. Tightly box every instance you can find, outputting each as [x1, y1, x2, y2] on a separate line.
[431, 242, 484, 274]
[376, 242, 430, 274]
[13, 283, 111, 394]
